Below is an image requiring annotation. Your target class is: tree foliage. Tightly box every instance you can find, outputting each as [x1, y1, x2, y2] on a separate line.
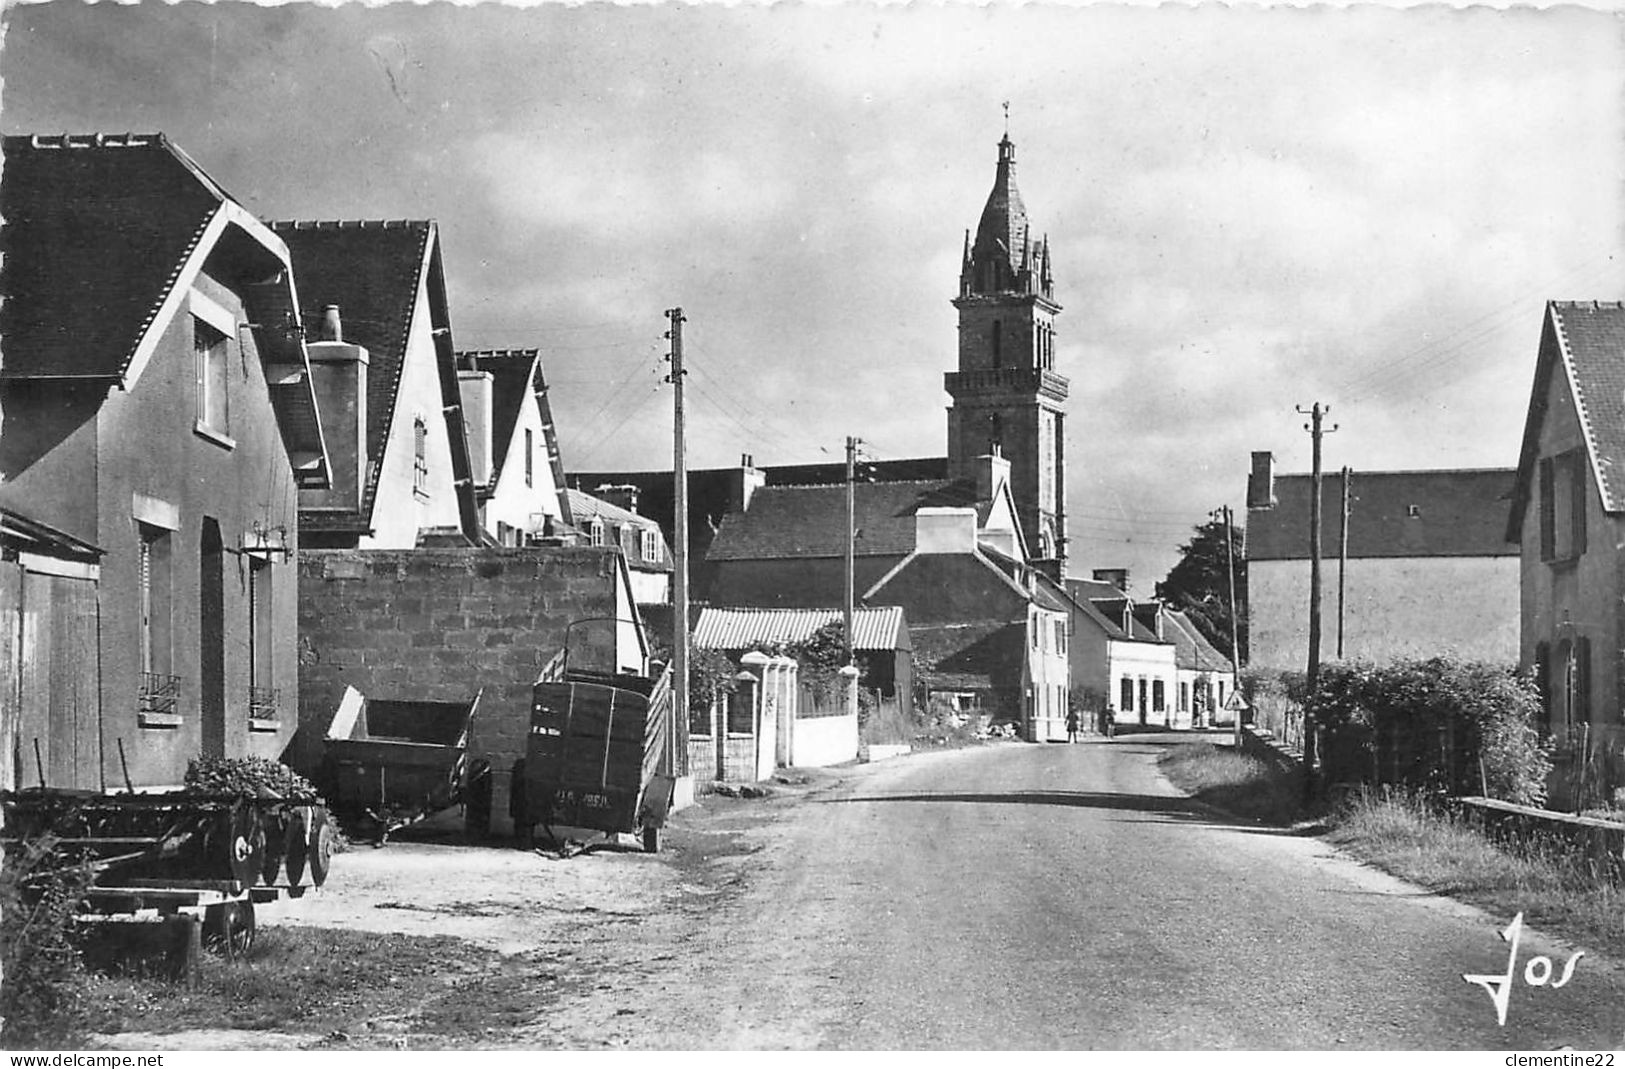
[1155, 517, 1247, 662]
[1307, 657, 1551, 805]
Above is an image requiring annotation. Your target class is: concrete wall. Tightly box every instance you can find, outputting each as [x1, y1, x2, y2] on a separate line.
[1250, 554, 1519, 673]
[296, 546, 637, 825]
[792, 712, 858, 767]
[361, 280, 464, 549]
[1, 267, 302, 787]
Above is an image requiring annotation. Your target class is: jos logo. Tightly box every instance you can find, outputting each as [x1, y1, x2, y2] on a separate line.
[1462, 912, 1584, 1027]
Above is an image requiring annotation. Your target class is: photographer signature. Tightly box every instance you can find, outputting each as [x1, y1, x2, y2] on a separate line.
[1463, 912, 1584, 1026]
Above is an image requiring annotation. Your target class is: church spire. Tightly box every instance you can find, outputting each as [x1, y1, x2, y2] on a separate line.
[962, 132, 1052, 300]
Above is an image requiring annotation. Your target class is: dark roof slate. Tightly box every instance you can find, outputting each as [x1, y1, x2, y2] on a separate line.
[0, 134, 225, 380]
[458, 349, 539, 491]
[1164, 610, 1233, 673]
[1247, 468, 1517, 561]
[270, 220, 434, 521]
[707, 479, 990, 561]
[1509, 302, 1625, 537]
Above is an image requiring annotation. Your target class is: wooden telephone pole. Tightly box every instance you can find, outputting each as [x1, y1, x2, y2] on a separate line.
[1213, 504, 1242, 751]
[844, 436, 860, 665]
[1297, 402, 1337, 801]
[1337, 466, 1351, 660]
[665, 308, 689, 738]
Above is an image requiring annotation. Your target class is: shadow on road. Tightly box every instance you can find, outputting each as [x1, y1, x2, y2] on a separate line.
[822, 789, 1208, 819]
[821, 789, 1315, 837]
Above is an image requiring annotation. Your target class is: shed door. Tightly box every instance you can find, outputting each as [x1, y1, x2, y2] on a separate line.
[15, 567, 100, 790]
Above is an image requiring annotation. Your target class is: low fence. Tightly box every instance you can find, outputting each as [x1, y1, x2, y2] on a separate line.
[1460, 796, 1625, 879]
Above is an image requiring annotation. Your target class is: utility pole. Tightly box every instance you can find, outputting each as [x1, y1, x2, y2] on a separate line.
[665, 308, 689, 748]
[1296, 402, 1338, 801]
[1213, 504, 1243, 752]
[1337, 466, 1351, 660]
[844, 436, 859, 665]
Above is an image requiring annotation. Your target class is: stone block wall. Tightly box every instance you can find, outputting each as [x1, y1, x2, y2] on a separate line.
[296, 547, 629, 822]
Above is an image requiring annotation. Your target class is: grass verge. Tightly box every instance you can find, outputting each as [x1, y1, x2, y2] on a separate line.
[1159, 741, 1303, 825]
[31, 925, 577, 1047]
[1328, 790, 1625, 957]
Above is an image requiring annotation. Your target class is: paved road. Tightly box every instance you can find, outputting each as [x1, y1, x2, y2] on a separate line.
[536, 736, 1625, 1049]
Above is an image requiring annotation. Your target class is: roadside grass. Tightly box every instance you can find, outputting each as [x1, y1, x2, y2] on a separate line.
[55, 925, 567, 1045]
[1159, 742, 1303, 825]
[1328, 789, 1625, 957]
[1159, 740, 1625, 954]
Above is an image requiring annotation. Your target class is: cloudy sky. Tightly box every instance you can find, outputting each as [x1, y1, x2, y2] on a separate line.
[3, 2, 1621, 592]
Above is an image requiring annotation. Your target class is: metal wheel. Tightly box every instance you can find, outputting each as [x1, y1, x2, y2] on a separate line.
[282, 808, 309, 886]
[224, 806, 265, 890]
[463, 760, 493, 838]
[203, 900, 256, 959]
[308, 807, 335, 887]
[259, 810, 286, 886]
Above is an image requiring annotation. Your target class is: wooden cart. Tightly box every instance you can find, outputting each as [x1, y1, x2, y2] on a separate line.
[321, 686, 482, 844]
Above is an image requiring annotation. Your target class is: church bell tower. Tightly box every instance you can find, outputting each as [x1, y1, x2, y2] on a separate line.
[946, 132, 1068, 576]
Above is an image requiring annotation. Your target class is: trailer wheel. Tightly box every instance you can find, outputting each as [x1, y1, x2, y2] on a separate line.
[204, 900, 256, 959]
[227, 807, 265, 891]
[283, 808, 309, 886]
[308, 807, 335, 887]
[641, 825, 660, 854]
[463, 760, 493, 839]
[259, 810, 287, 886]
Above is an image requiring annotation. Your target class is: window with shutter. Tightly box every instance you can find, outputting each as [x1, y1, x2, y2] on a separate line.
[1533, 641, 1551, 725]
[1539, 456, 1556, 560]
[1569, 451, 1588, 557]
[1576, 636, 1592, 723]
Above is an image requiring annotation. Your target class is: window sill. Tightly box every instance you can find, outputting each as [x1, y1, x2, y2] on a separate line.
[248, 717, 282, 733]
[413, 488, 431, 502]
[193, 421, 237, 450]
[725, 732, 755, 740]
[138, 711, 183, 729]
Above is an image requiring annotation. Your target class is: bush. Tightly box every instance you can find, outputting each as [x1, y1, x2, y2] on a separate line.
[184, 756, 323, 802]
[1, 833, 93, 1044]
[1308, 657, 1551, 805]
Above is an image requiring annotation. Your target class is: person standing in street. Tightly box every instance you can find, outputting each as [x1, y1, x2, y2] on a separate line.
[1066, 707, 1079, 743]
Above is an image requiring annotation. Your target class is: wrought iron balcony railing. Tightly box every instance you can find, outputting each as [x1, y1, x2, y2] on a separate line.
[139, 672, 182, 716]
[248, 685, 281, 721]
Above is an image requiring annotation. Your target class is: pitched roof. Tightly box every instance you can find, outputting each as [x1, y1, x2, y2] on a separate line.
[271, 219, 477, 537]
[565, 487, 662, 531]
[693, 606, 911, 653]
[270, 220, 431, 508]
[1247, 468, 1517, 561]
[1509, 301, 1625, 537]
[1163, 610, 1234, 673]
[569, 457, 949, 563]
[910, 621, 1022, 692]
[707, 479, 994, 561]
[1, 133, 232, 380]
[0, 133, 331, 487]
[458, 349, 540, 492]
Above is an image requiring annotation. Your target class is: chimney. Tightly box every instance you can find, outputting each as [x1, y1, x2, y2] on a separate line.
[975, 451, 1011, 502]
[729, 453, 767, 513]
[304, 305, 369, 511]
[1248, 451, 1276, 509]
[594, 483, 641, 515]
[915, 506, 978, 554]
[457, 364, 494, 488]
[1092, 568, 1130, 593]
